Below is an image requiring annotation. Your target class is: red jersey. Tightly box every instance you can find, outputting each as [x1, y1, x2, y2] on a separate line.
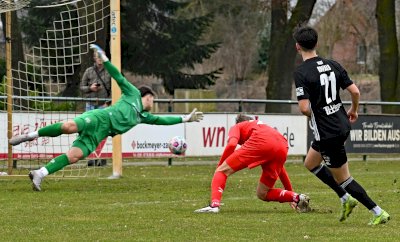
[227, 120, 284, 145]
[218, 120, 288, 167]
[218, 120, 291, 189]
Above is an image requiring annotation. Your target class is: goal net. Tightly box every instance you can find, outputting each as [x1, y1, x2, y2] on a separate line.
[0, 0, 31, 13]
[0, 0, 112, 177]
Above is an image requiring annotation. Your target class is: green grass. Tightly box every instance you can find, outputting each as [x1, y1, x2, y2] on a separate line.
[0, 160, 399, 241]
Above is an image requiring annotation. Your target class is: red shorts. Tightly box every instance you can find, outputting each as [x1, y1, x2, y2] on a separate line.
[225, 129, 288, 188]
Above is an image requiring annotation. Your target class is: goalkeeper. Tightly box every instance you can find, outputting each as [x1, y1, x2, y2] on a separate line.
[9, 44, 204, 191]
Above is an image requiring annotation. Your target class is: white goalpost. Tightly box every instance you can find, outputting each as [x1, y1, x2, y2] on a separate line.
[0, 0, 123, 177]
[109, 0, 122, 179]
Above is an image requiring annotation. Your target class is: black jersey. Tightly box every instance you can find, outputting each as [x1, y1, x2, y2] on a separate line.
[294, 56, 353, 141]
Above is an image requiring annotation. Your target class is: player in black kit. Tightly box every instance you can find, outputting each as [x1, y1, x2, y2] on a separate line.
[293, 26, 390, 225]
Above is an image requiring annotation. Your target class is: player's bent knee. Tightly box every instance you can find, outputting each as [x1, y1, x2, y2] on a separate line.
[256, 182, 270, 201]
[256, 187, 268, 201]
[257, 192, 265, 201]
[304, 159, 318, 171]
[215, 162, 235, 176]
[62, 121, 78, 134]
[256, 191, 268, 201]
[66, 148, 84, 164]
[304, 161, 313, 171]
[68, 156, 80, 164]
[65, 154, 82, 164]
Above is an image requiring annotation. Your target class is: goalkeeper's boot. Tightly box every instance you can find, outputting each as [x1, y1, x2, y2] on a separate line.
[296, 194, 311, 213]
[339, 196, 358, 222]
[368, 210, 390, 225]
[194, 205, 220, 213]
[9, 134, 35, 146]
[29, 170, 43, 191]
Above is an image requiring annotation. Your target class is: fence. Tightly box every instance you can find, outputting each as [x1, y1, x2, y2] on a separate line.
[2, 96, 400, 113]
[1, 97, 399, 170]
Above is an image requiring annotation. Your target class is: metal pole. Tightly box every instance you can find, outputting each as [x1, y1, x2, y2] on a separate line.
[168, 99, 173, 112]
[6, 12, 13, 175]
[168, 101, 173, 165]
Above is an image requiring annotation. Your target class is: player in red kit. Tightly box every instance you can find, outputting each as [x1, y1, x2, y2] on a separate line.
[195, 114, 310, 213]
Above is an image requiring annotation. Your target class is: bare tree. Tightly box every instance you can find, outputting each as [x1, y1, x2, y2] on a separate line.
[376, 0, 400, 113]
[316, 0, 378, 74]
[325, 0, 377, 73]
[314, 1, 345, 58]
[348, 0, 378, 73]
[265, 0, 316, 113]
[179, 0, 268, 98]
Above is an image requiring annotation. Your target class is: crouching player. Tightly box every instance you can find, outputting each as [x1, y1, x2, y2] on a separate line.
[195, 114, 310, 213]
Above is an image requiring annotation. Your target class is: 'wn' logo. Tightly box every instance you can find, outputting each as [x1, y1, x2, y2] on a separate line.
[202, 127, 226, 147]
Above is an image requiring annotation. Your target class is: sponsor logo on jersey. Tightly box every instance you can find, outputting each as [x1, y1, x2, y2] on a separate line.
[316, 64, 331, 73]
[323, 103, 342, 115]
[322, 155, 331, 166]
[296, 87, 304, 96]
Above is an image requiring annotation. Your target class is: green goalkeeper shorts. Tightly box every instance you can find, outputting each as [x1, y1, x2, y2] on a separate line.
[72, 110, 111, 158]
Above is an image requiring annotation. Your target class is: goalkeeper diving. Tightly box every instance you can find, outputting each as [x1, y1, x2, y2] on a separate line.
[9, 44, 204, 191]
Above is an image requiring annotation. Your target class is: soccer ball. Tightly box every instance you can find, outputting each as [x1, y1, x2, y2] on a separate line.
[168, 136, 187, 155]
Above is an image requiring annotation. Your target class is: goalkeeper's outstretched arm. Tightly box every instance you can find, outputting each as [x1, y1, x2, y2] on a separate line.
[90, 44, 138, 96]
[143, 108, 204, 125]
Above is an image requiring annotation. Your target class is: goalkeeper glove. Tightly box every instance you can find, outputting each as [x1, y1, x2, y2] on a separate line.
[181, 108, 204, 122]
[90, 43, 109, 62]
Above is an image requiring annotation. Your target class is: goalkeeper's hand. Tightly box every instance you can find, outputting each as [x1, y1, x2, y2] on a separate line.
[181, 108, 204, 122]
[90, 44, 109, 62]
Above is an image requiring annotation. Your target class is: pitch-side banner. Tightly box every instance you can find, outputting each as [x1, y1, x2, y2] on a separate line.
[185, 114, 308, 156]
[306, 115, 400, 153]
[345, 115, 400, 153]
[0, 113, 308, 159]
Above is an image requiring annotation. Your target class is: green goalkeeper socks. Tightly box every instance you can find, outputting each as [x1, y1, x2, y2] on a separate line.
[38, 123, 63, 137]
[45, 154, 70, 174]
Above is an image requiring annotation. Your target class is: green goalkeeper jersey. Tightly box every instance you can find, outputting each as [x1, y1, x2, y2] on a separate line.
[91, 61, 182, 136]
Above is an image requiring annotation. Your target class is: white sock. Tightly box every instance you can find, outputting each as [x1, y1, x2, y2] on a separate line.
[371, 206, 382, 216]
[340, 193, 350, 203]
[38, 167, 49, 177]
[27, 131, 39, 139]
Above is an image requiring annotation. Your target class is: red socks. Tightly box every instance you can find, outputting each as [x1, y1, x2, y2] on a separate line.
[210, 172, 298, 207]
[210, 171, 227, 207]
[265, 188, 298, 203]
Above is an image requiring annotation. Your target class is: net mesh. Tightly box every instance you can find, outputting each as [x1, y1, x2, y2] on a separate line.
[0, 0, 31, 13]
[0, 0, 111, 177]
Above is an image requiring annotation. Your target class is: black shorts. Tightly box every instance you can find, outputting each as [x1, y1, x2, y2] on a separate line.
[311, 133, 349, 168]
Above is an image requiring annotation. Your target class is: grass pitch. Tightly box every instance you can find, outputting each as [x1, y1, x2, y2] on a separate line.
[0, 160, 398, 241]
